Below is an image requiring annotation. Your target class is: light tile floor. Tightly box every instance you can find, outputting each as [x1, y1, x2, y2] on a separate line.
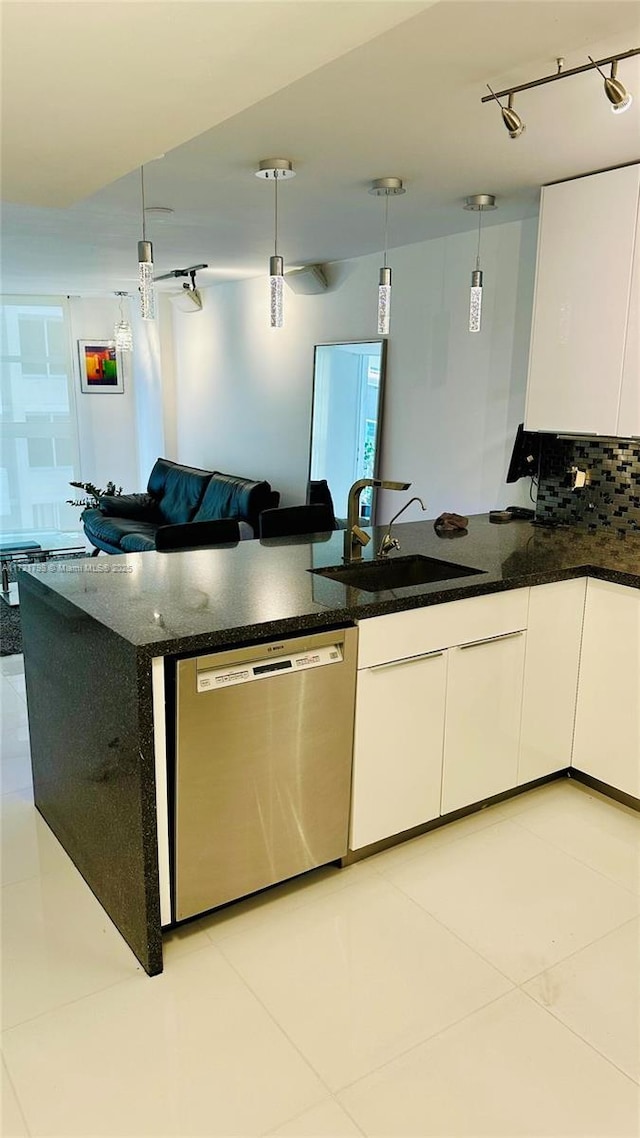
[2, 652, 640, 1137]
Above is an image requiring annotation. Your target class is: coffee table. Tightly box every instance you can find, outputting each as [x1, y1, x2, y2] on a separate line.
[0, 532, 88, 606]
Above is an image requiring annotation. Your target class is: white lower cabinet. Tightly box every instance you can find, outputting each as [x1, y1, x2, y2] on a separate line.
[572, 580, 640, 799]
[349, 579, 639, 853]
[518, 578, 586, 784]
[350, 649, 446, 849]
[350, 589, 528, 850]
[440, 630, 526, 815]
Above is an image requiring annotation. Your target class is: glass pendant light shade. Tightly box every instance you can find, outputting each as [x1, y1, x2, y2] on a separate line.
[138, 240, 155, 321]
[115, 320, 134, 352]
[469, 269, 483, 333]
[269, 255, 284, 328]
[114, 292, 133, 352]
[377, 267, 392, 335]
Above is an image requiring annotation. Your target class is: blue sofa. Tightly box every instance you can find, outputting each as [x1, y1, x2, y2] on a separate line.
[81, 458, 279, 554]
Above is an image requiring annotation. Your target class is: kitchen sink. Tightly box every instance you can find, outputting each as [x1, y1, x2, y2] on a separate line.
[310, 554, 485, 592]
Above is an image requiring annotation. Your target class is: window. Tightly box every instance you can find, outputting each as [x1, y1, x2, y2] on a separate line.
[0, 299, 79, 536]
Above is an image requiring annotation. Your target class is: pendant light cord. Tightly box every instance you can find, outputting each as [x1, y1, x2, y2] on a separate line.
[476, 206, 482, 271]
[141, 167, 147, 241]
[274, 172, 279, 258]
[383, 192, 389, 269]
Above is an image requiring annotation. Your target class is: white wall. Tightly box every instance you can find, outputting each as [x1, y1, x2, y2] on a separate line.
[170, 217, 538, 522]
[68, 295, 177, 493]
[68, 296, 140, 492]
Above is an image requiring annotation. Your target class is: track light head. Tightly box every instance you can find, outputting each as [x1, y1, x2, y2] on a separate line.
[589, 56, 633, 113]
[501, 93, 526, 138]
[605, 60, 633, 112]
[486, 85, 526, 139]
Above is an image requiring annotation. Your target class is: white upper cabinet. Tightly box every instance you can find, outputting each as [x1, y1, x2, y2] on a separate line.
[524, 164, 640, 438]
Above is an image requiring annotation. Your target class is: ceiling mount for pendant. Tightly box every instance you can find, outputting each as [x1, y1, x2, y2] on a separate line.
[255, 158, 296, 181]
[368, 177, 406, 197]
[464, 194, 497, 212]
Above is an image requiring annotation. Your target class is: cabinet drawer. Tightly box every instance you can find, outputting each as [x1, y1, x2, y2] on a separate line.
[357, 588, 529, 669]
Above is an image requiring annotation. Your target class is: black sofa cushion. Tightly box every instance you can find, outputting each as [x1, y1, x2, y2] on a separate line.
[81, 509, 159, 549]
[147, 458, 212, 525]
[193, 472, 275, 531]
[119, 528, 160, 553]
[98, 493, 159, 520]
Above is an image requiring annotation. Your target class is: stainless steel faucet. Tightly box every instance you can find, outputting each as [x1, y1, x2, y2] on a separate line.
[378, 496, 427, 557]
[344, 478, 411, 562]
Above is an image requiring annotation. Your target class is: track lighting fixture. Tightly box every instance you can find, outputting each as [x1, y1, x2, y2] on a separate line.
[588, 56, 633, 113]
[482, 47, 639, 134]
[138, 166, 155, 320]
[255, 159, 296, 328]
[155, 264, 208, 312]
[487, 86, 526, 138]
[114, 292, 133, 352]
[369, 177, 406, 336]
[464, 195, 497, 333]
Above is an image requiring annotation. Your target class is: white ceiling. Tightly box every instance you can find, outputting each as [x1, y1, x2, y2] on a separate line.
[1, 0, 639, 296]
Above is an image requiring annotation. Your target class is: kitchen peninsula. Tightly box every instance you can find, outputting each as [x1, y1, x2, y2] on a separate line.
[18, 516, 640, 975]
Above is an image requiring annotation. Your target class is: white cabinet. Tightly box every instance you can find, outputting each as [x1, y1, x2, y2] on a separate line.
[518, 579, 586, 784]
[619, 196, 640, 439]
[351, 589, 529, 849]
[573, 579, 640, 798]
[524, 164, 640, 437]
[350, 649, 446, 849]
[440, 630, 526, 814]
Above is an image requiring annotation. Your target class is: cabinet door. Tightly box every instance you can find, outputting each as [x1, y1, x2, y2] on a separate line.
[618, 192, 640, 439]
[525, 165, 640, 436]
[518, 579, 586, 784]
[350, 650, 447, 850]
[573, 580, 640, 799]
[441, 631, 526, 815]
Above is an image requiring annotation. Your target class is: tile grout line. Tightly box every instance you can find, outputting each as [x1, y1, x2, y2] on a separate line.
[509, 811, 640, 897]
[517, 986, 640, 1089]
[1, 1051, 32, 1137]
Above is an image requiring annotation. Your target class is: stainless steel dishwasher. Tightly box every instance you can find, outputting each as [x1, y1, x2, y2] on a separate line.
[174, 627, 357, 921]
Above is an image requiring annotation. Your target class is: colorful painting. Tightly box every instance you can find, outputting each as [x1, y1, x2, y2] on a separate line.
[78, 341, 124, 393]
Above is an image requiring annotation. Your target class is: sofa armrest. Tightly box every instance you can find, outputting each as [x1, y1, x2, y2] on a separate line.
[155, 518, 241, 551]
[98, 493, 158, 519]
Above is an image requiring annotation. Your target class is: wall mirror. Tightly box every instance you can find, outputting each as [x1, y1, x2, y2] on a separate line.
[308, 340, 387, 523]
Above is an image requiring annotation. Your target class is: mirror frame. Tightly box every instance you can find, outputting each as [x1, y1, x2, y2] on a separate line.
[308, 338, 388, 524]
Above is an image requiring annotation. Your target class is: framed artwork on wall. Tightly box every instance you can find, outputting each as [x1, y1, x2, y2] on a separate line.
[78, 340, 124, 393]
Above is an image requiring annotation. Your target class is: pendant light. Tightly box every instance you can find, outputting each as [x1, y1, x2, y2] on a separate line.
[255, 158, 296, 327]
[464, 194, 497, 333]
[369, 177, 406, 336]
[114, 292, 133, 352]
[138, 166, 155, 320]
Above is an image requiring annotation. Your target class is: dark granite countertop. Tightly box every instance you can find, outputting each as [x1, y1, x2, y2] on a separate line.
[18, 515, 640, 658]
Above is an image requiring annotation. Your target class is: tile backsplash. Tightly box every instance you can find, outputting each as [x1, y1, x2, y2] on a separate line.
[535, 435, 640, 534]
